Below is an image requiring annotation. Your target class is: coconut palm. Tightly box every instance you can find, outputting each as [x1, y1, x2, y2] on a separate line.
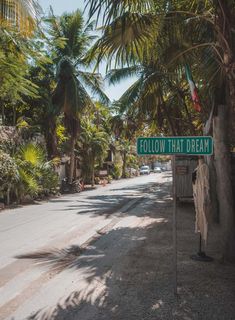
[78, 121, 110, 186]
[85, 0, 233, 119]
[109, 113, 138, 178]
[87, 1, 216, 139]
[106, 63, 199, 136]
[49, 10, 109, 183]
[24, 62, 60, 159]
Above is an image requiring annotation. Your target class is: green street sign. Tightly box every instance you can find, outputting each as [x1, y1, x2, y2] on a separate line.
[137, 136, 213, 155]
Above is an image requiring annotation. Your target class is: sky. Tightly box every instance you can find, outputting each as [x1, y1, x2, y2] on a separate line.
[38, 0, 136, 101]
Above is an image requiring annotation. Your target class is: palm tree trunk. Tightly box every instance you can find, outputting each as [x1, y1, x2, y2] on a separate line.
[122, 151, 127, 178]
[228, 75, 235, 146]
[13, 105, 16, 126]
[91, 158, 95, 186]
[69, 137, 76, 184]
[6, 187, 10, 206]
[2, 104, 5, 125]
[44, 116, 59, 159]
[213, 104, 235, 262]
[212, 0, 235, 261]
[225, 64, 235, 262]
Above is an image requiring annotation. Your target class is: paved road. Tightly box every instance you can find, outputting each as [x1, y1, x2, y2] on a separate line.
[0, 172, 172, 320]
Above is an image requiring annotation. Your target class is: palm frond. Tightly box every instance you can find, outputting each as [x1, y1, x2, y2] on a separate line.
[46, 10, 97, 60]
[77, 70, 110, 105]
[53, 57, 95, 137]
[18, 143, 45, 166]
[116, 78, 143, 113]
[85, 0, 156, 25]
[105, 65, 142, 85]
[90, 12, 160, 67]
[18, 168, 41, 195]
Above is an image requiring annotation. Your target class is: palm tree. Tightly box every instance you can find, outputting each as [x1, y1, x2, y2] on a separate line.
[78, 121, 109, 186]
[85, 0, 234, 126]
[49, 10, 109, 183]
[85, 0, 235, 261]
[23, 63, 60, 159]
[110, 114, 137, 178]
[106, 63, 199, 137]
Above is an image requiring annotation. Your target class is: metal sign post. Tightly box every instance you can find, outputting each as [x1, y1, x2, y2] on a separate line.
[172, 155, 177, 295]
[136, 135, 214, 296]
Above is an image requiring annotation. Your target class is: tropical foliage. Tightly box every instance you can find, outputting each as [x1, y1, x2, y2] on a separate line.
[0, 150, 19, 204]
[78, 120, 110, 185]
[84, 0, 235, 261]
[0, 6, 114, 204]
[49, 9, 109, 182]
[16, 143, 59, 198]
[0, 24, 39, 125]
[0, 143, 59, 204]
[1, 0, 235, 262]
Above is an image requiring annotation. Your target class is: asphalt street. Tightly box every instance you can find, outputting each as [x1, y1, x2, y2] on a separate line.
[0, 172, 172, 320]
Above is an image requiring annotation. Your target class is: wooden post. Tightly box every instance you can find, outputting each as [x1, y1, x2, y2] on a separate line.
[213, 105, 235, 261]
[172, 155, 177, 295]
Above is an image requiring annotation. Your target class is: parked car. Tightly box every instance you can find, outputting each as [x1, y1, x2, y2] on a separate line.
[139, 165, 150, 175]
[154, 167, 162, 173]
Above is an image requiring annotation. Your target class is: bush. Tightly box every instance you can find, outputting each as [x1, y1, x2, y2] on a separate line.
[107, 175, 113, 183]
[39, 166, 59, 195]
[112, 164, 122, 180]
[0, 144, 59, 204]
[0, 151, 19, 203]
[16, 143, 59, 198]
[125, 171, 131, 178]
[94, 177, 100, 185]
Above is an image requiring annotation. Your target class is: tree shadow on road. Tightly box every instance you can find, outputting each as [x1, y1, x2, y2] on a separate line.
[52, 181, 173, 219]
[14, 179, 235, 320]
[16, 215, 173, 320]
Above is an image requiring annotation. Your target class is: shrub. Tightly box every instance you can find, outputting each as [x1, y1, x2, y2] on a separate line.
[16, 143, 59, 198]
[107, 175, 113, 183]
[94, 177, 100, 185]
[112, 164, 122, 180]
[125, 171, 131, 178]
[0, 151, 19, 203]
[0, 143, 59, 204]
